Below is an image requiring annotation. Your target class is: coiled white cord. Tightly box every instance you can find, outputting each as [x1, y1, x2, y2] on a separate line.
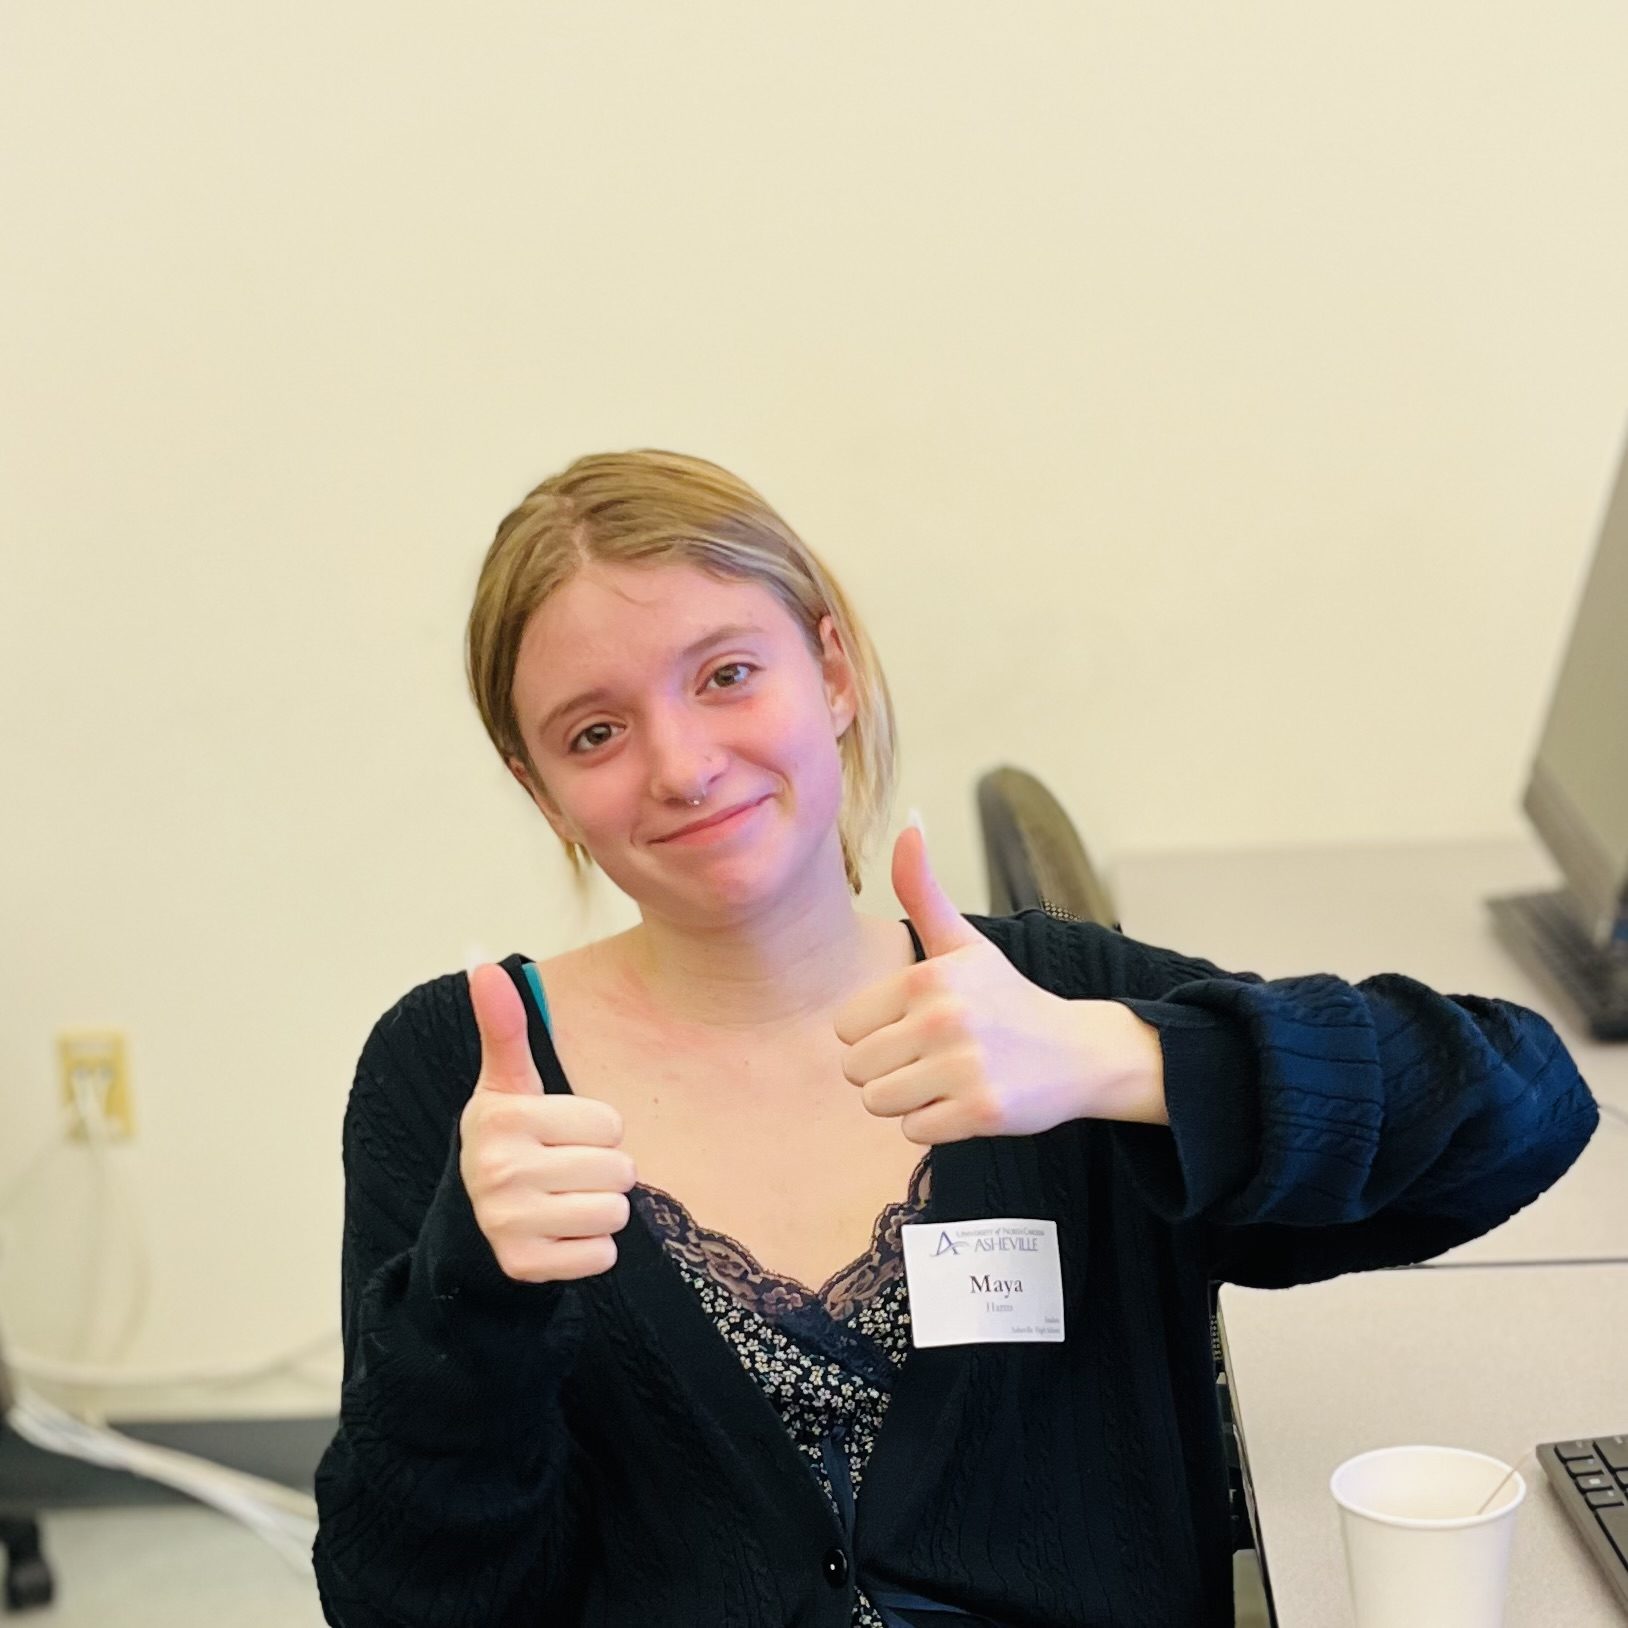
[0, 1074, 333, 1579]
[1, 1080, 341, 1389]
[4, 1388, 317, 1578]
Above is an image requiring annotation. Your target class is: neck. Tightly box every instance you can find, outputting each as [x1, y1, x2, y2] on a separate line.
[602, 858, 895, 1037]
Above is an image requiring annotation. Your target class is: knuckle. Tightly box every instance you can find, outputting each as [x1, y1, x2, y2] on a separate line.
[470, 1146, 514, 1191]
[492, 1241, 531, 1280]
[519, 1252, 558, 1284]
[970, 1090, 1003, 1135]
[907, 961, 941, 999]
[534, 1143, 571, 1184]
[470, 1096, 522, 1144]
[474, 1199, 516, 1243]
[550, 1236, 614, 1279]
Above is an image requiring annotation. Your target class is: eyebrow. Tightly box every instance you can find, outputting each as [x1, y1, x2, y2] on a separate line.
[535, 622, 769, 741]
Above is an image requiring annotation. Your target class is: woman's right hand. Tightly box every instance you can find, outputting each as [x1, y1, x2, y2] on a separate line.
[460, 963, 637, 1283]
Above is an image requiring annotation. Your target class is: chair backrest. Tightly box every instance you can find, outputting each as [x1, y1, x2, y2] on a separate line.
[973, 764, 1257, 1553]
[975, 765, 1120, 929]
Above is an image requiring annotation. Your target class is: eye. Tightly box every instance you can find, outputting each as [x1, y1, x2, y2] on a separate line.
[567, 722, 617, 755]
[707, 661, 758, 690]
[565, 663, 758, 756]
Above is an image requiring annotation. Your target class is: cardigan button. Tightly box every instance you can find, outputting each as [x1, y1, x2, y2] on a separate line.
[821, 1547, 849, 1587]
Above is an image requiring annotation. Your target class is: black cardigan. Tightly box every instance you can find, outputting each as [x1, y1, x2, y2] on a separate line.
[312, 909, 1598, 1627]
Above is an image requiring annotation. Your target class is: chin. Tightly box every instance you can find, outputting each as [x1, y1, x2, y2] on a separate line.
[643, 843, 808, 917]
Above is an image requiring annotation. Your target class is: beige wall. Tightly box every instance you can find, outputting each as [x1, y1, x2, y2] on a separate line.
[2, 1, 1626, 1420]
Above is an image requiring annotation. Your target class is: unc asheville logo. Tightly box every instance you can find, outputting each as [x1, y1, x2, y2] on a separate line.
[931, 1230, 968, 1257]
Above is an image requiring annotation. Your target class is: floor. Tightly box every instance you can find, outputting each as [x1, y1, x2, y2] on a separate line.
[11, 1505, 1277, 1625]
[8, 1507, 325, 1627]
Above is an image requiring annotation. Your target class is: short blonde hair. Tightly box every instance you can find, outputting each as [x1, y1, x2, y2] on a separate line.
[465, 449, 898, 896]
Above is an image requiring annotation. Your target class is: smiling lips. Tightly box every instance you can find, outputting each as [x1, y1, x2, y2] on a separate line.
[656, 795, 770, 843]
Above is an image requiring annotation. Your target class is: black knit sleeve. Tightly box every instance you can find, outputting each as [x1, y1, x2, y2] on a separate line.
[312, 970, 590, 1628]
[1015, 912, 1600, 1289]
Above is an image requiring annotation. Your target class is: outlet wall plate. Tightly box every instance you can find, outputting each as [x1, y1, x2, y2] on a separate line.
[57, 1031, 134, 1141]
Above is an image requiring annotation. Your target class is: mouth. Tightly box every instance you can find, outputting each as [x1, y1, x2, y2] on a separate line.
[655, 794, 772, 843]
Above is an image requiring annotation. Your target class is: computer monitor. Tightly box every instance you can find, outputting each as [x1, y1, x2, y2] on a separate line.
[1488, 420, 1628, 1040]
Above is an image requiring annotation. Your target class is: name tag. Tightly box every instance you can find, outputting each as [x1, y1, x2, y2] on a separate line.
[900, 1218, 1065, 1348]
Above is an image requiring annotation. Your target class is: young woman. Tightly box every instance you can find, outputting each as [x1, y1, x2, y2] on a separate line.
[312, 449, 1599, 1628]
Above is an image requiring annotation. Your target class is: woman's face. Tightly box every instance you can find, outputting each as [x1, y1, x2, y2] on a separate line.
[508, 560, 857, 915]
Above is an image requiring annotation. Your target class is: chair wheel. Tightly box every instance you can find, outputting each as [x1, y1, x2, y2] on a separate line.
[0, 1517, 55, 1613]
[4, 1553, 54, 1611]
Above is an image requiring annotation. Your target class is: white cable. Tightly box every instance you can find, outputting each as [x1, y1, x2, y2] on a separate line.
[76, 1075, 153, 1369]
[6, 1387, 318, 1579]
[103, 1159, 154, 1367]
[0, 1067, 331, 1582]
[68, 1073, 110, 1379]
[3, 1080, 340, 1392]
[75, 1073, 154, 1382]
[0, 1103, 79, 1217]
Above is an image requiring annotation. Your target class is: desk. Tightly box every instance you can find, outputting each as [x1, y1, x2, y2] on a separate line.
[1218, 1265, 1628, 1626]
[1111, 834, 1628, 1265]
[1111, 836, 1628, 1622]
[1109, 834, 1628, 1116]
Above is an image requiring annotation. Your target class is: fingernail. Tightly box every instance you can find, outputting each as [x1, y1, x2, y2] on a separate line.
[907, 806, 925, 838]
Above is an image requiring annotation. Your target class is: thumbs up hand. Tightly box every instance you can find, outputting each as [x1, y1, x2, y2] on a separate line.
[459, 964, 637, 1283]
[833, 823, 1169, 1144]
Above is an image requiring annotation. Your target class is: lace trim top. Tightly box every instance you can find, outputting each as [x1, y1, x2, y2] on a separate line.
[519, 953, 943, 1624]
[632, 1149, 933, 1324]
[630, 1153, 933, 1628]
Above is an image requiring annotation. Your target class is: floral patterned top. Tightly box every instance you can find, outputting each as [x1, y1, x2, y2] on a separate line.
[629, 1151, 934, 1628]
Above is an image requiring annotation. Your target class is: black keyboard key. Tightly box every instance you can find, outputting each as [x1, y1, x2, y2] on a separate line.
[1541, 1436, 1628, 1611]
[1598, 1505, 1628, 1567]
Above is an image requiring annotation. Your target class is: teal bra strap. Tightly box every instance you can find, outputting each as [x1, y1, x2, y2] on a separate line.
[522, 961, 552, 1031]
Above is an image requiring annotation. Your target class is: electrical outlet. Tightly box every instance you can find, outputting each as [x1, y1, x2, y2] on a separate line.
[57, 1030, 134, 1141]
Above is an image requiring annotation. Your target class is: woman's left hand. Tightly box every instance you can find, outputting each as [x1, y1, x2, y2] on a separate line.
[833, 823, 1167, 1145]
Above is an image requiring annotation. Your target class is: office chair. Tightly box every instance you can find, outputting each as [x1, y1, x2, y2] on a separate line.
[973, 766, 1254, 1557]
[976, 767, 1121, 930]
[0, 1325, 55, 1611]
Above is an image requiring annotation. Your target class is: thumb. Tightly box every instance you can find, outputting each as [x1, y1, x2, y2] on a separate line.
[892, 821, 981, 957]
[469, 963, 545, 1095]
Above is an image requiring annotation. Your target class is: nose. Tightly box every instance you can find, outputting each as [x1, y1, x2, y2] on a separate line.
[642, 702, 726, 805]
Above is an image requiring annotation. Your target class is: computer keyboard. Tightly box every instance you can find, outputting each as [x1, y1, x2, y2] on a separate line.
[1538, 1434, 1628, 1609]
[1487, 889, 1628, 1040]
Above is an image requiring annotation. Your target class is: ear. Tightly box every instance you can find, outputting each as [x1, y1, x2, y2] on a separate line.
[817, 614, 858, 741]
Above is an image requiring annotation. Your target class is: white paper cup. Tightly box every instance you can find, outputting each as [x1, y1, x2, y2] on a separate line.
[1330, 1445, 1525, 1628]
